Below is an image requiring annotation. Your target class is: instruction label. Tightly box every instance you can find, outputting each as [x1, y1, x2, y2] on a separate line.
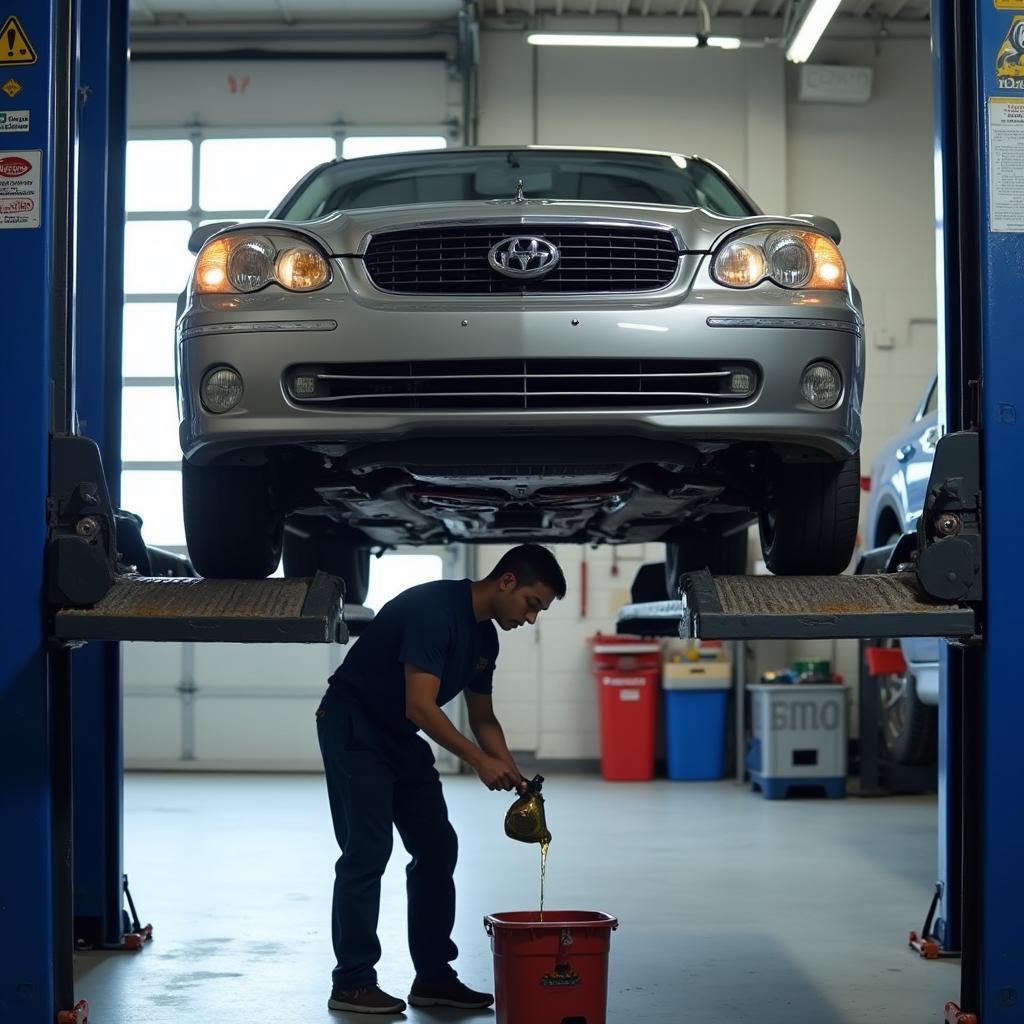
[0, 108, 28, 132]
[988, 99, 1024, 231]
[0, 148, 39, 227]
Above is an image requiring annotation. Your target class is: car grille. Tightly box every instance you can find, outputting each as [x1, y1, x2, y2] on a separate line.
[286, 359, 758, 411]
[362, 224, 681, 294]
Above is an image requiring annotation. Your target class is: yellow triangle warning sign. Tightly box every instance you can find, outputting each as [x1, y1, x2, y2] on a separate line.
[0, 16, 36, 67]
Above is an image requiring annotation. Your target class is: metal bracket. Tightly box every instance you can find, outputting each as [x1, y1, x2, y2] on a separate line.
[47, 435, 117, 607]
[915, 431, 982, 605]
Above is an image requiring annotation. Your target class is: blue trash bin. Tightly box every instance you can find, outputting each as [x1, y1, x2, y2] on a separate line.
[663, 662, 731, 780]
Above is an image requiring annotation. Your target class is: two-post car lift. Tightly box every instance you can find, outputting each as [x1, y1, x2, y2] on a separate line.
[1, 2, 1021, 1023]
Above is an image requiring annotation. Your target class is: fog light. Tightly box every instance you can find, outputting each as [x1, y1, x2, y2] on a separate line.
[201, 367, 243, 413]
[801, 362, 841, 408]
[729, 370, 754, 394]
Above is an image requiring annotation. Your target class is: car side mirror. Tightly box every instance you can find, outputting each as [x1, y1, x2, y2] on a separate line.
[188, 221, 237, 254]
[790, 214, 841, 245]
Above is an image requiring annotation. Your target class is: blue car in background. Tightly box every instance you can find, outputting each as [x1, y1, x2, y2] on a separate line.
[865, 376, 940, 764]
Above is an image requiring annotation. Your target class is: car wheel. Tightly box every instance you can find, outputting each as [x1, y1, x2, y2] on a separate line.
[875, 638, 938, 765]
[282, 518, 371, 605]
[182, 459, 284, 579]
[664, 526, 749, 596]
[758, 451, 860, 575]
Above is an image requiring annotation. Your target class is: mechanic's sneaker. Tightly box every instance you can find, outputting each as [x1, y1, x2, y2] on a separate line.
[407, 977, 494, 1008]
[328, 984, 407, 1014]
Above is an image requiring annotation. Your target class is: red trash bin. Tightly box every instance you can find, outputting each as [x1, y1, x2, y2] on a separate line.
[484, 911, 618, 1024]
[589, 635, 660, 781]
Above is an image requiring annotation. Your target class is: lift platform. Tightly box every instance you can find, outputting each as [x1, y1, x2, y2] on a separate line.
[48, 435, 360, 646]
[619, 431, 980, 644]
[54, 572, 348, 645]
[618, 569, 976, 641]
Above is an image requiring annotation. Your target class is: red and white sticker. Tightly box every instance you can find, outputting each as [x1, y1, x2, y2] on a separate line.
[0, 149, 39, 227]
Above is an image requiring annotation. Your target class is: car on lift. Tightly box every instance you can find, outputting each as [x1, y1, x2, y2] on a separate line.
[865, 375, 940, 764]
[175, 146, 865, 600]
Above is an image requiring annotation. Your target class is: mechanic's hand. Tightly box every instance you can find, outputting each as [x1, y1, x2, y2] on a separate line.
[475, 755, 521, 792]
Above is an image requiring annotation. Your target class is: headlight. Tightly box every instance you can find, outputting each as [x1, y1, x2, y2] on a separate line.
[228, 237, 275, 292]
[194, 233, 333, 294]
[712, 227, 845, 290]
[276, 247, 331, 291]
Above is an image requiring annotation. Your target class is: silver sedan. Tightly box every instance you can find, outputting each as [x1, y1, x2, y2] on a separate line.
[176, 147, 864, 594]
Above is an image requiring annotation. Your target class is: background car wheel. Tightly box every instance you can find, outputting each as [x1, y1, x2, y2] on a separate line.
[182, 459, 283, 579]
[874, 638, 938, 765]
[664, 526, 748, 595]
[282, 517, 370, 605]
[758, 451, 860, 575]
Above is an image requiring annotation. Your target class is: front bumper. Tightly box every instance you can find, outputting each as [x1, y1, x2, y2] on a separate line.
[178, 271, 864, 466]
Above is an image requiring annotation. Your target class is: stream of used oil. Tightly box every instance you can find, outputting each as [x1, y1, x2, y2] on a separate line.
[539, 838, 550, 921]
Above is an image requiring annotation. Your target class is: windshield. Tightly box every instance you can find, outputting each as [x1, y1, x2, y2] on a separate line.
[274, 149, 756, 220]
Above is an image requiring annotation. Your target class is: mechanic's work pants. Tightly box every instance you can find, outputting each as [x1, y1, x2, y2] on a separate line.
[316, 683, 459, 989]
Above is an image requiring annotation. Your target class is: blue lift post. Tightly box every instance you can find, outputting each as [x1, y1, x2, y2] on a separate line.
[0, 1, 81, 1022]
[962, 2, 1024, 1019]
[70, 0, 131, 952]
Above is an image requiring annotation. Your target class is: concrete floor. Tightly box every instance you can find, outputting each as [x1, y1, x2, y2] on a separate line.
[75, 773, 958, 1024]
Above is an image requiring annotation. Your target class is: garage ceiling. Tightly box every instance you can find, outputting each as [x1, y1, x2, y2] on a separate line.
[128, 0, 930, 24]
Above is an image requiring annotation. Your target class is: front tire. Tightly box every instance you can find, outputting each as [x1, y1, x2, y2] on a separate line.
[758, 451, 860, 576]
[282, 517, 370, 605]
[182, 459, 283, 578]
[664, 526, 749, 596]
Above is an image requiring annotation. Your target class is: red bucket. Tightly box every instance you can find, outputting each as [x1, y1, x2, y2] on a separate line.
[484, 911, 618, 1024]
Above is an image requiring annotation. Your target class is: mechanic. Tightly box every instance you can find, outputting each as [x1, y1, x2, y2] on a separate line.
[316, 543, 567, 1015]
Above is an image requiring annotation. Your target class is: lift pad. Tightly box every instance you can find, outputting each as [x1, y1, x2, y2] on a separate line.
[618, 570, 976, 641]
[54, 571, 347, 644]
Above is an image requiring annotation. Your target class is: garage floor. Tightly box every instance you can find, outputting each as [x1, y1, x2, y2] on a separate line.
[75, 773, 958, 1024]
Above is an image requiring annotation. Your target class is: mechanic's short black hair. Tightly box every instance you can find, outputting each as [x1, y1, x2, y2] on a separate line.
[486, 544, 567, 599]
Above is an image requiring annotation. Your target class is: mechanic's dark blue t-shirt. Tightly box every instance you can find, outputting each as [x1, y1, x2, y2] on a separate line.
[332, 579, 499, 735]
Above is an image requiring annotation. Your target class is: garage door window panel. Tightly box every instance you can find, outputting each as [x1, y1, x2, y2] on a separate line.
[121, 386, 180, 463]
[126, 140, 193, 212]
[122, 302, 177, 378]
[123, 221, 194, 295]
[199, 137, 336, 212]
[120, 470, 184, 548]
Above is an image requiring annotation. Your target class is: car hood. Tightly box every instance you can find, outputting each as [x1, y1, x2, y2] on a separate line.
[259, 200, 829, 256]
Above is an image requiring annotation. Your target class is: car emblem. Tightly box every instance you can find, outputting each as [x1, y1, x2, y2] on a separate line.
[488, 235, 560, 279]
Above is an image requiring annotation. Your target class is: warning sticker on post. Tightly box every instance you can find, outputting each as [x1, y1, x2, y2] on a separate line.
[0, 149, 40, 228]
[988, 98, 1024, 231]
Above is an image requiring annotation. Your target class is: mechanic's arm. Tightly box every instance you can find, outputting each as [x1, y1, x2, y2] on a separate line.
[405, 664, 520, 791]
[465, 690, 527, 794]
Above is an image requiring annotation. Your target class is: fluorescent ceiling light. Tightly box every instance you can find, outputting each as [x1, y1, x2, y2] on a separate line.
[527, 33, 699, 48]
[786, 0, 842, 64]
[526, 32, 743, 50]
